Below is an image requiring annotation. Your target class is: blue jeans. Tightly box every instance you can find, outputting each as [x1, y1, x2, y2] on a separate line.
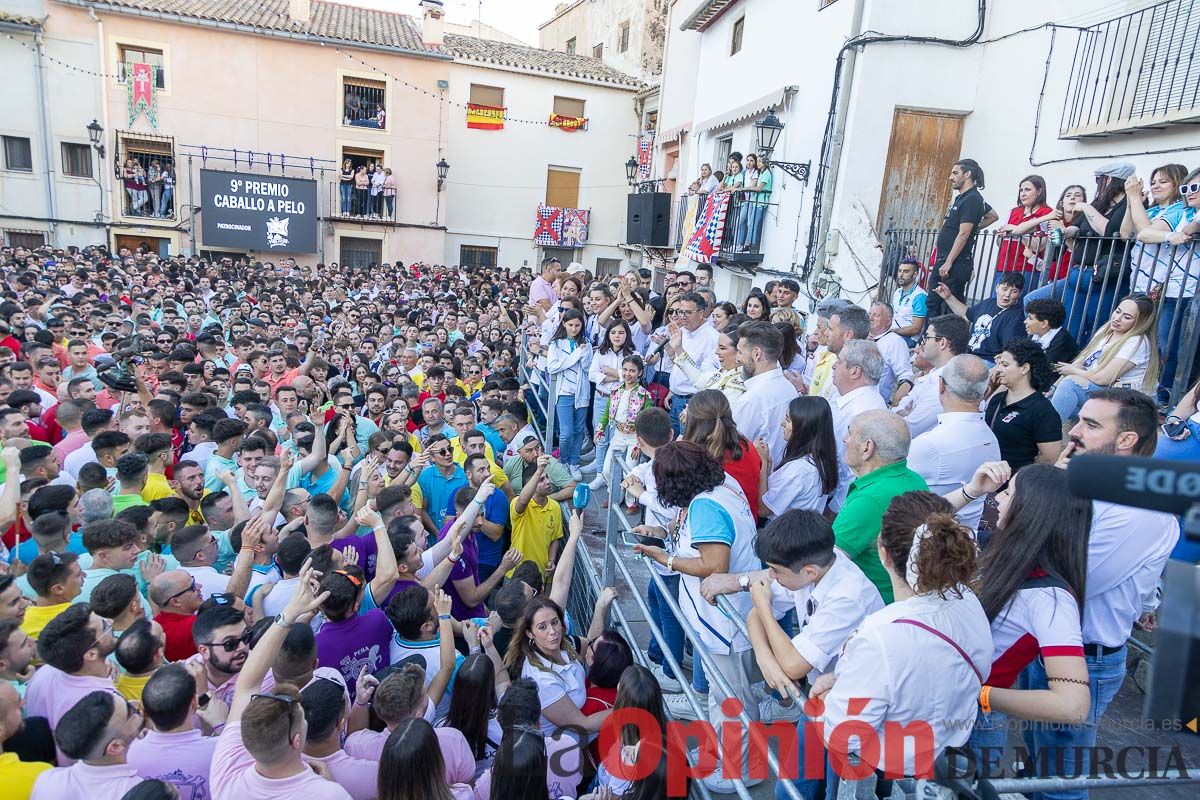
[1155, 295, 1192, 402]
[555, 397, 586, 466]
[339, 182, 352, 213]
[1060, 267, 1124, 341]
[646, 573, 684, 678]
[1024, 277, 1065, 308]
[592, 394, 611, 480]
[967, 707, 1011, 779]
[1021, 647, 1127, 800]
[1155, 419, 1200, 461]
[736, 202, 766, 250]
[1050, 379, 1101, 422]
[158, 186, 173, 216]
[669, 393, 691, 436]
[775, 715, 832, 800]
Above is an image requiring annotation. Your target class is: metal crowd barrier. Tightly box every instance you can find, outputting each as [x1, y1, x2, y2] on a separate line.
[878, 228, 1200, 406]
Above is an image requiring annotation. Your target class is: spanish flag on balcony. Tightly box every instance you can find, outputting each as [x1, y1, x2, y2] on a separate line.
[549, 114, 587, 132]
[467, 103, 505, 130]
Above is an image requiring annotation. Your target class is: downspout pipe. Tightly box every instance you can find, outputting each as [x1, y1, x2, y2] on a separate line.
[91, 4, 113, 232]
[33, 29, 59, 239]
[805, 0, 987, 276]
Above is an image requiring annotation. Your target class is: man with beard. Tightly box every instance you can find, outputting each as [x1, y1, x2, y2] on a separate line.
[173, 460, 208, 525]
[185, 603, 250, 707]
[149, 569, 206, 662]
[0, 679, 51, 798]
[24, 605, 121, 732]
[730, 321, 799, 468]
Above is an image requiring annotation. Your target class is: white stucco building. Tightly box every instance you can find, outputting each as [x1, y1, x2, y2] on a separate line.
[654, 0, 1200, 307]
[1, 1, 107, 250]
[538, 0, 667, 82]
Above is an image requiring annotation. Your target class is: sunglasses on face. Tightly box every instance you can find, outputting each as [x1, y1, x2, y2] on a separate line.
[1181, 183, 1200, 196]
[428, 447, 451, 457]
[166, 577, 199, 602]
[205, 628, 252, 652]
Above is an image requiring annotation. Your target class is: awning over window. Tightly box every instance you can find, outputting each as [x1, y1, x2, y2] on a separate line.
[696, 86, 797, 134]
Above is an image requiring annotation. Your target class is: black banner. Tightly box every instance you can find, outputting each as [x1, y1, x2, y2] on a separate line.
[199, 169, 318, 253]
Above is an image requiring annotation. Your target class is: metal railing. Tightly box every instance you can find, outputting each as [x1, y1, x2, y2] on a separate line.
[328, 177, 398, 223]
[675, 190, 776, 266]
[1060, 0, 1200, 137]
[878, 226, 1200, 405]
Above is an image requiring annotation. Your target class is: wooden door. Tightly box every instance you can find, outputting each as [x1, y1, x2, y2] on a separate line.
[877, 109, 965, 233]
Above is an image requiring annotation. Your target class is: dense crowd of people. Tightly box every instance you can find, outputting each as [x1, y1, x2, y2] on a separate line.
[0, 154, 1191, 800]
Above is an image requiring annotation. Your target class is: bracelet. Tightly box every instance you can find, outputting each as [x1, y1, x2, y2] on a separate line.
[961, 486, 980, 502]
[666, 555, 676, 573]
[437, 614, 451, 621]
[979, 685, 992, 713]
[1048, 676, 1090, 686]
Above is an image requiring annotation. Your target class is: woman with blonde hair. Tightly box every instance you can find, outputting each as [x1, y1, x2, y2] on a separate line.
[682, 388, 765, 518]
[1050, 294, 1159, 421]
[665, 319, 747, 406]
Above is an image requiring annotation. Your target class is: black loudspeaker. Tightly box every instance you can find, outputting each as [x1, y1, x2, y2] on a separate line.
[627, 192, 672, 247]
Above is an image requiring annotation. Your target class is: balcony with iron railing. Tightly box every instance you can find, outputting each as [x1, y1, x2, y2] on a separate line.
[1060, 0, 1200, 137]
[673, 190, 773, 268]
[327, 178, 398, 225]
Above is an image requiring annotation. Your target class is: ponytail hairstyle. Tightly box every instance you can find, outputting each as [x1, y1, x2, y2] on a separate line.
[880, 491, 978, 598]
[682, 388, 746, 462]
[504, 596, 578, 677]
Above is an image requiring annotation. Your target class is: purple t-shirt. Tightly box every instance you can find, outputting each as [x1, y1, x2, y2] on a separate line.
[330, 532, 378, 579]
[314, 608, 393, 699]
[437, 520, 484, 620]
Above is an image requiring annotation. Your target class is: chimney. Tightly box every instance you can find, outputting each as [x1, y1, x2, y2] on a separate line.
[421, 0, 445, 46]
[288, 0, 310, 25]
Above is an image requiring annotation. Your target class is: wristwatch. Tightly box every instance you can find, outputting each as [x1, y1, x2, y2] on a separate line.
[738, 574, 751, 592]
[273, 613, 295, 629]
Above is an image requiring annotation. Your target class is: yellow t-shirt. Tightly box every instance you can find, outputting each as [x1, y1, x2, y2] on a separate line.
[410, 481, 424, 511]
[452, 441, 507, 489]
[0, 752, 52, 800]
[116, 672, 153, 702]
[508, 495, 563, 577]
[21, 602, 70, 641]
[141, 472, 175, 503]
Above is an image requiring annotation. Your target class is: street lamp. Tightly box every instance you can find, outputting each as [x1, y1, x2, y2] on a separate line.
[753, 107, 810, 183]
[436, 158, 450, 191]
[87, 119, 105, 159]
[625, 156, 638, 186]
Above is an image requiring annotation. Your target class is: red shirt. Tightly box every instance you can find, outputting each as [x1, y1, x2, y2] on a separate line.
[154, 610, 199, 661]
[40, 404, 63, 445]
[582, 682, 618, 761]
[996, 205, 1052, 273]
[25, 420, 50, 443]
[722, 441, 762, 519]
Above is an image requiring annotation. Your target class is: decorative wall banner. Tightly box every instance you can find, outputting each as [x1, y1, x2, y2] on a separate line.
[684, 193, 730, 264]
[533, 205, 590, 247]
[199, 169, 318, 253]
[126, 62, 159, 128]
[466, 103, 506, 130]
[549, 114, 588, 132]
[637, 132, 654, 179]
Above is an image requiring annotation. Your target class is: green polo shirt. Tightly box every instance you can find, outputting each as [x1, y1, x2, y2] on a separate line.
[503, 455, 573, 494]
[833, 461, 929, 604]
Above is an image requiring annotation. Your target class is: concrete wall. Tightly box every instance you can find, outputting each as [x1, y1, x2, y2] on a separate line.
[0, 0, 106, 248]
[444, 60, 638, 272]
[657, 0, 1200, 308]
[44, 1, 451, 263]
[539, 0, 666, 79]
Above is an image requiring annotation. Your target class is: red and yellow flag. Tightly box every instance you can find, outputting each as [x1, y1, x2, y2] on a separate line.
[466, 103, 505, 130]
[549, 114, 587, 132]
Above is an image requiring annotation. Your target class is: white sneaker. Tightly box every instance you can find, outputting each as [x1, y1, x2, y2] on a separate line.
[649, 663, 682, 693]
[663, 690, 705, 721]
[758, 694, 805, 723]
[588, 474, 607, 492]
[688, 747, 764, 794]
[580, 460, 598, 475]
[568, 465, 583, 481]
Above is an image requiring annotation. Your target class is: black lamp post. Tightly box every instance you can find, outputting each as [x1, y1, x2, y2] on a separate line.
[436, 158, 450, 191]
[625, 156, 638, 186]
[87, 119, 105, 160]
[754, 107, 810, 183]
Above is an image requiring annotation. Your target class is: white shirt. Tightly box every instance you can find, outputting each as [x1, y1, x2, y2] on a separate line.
[520, 651, 587, 736]
[587, 349, 624, 395]
[871, 330, 914, 403]
[821, 589, 992, 776]
[180, 564, 231, 598]
[762, 455, 831, 517]
[63, 443, 97, 479]
[894, 366, 944, 439]
[668, 323, 720, 396]
[1083, 501, 1178, 647]
[768, 549, 884, 678]
[732, 366, 798, 466]
[892, 284, 928, 332]
[1032, 327, 1062, 350]
[188, 441, 217, 472]
[907, 412, 1000, 532]
[830, 384, 887, 510]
